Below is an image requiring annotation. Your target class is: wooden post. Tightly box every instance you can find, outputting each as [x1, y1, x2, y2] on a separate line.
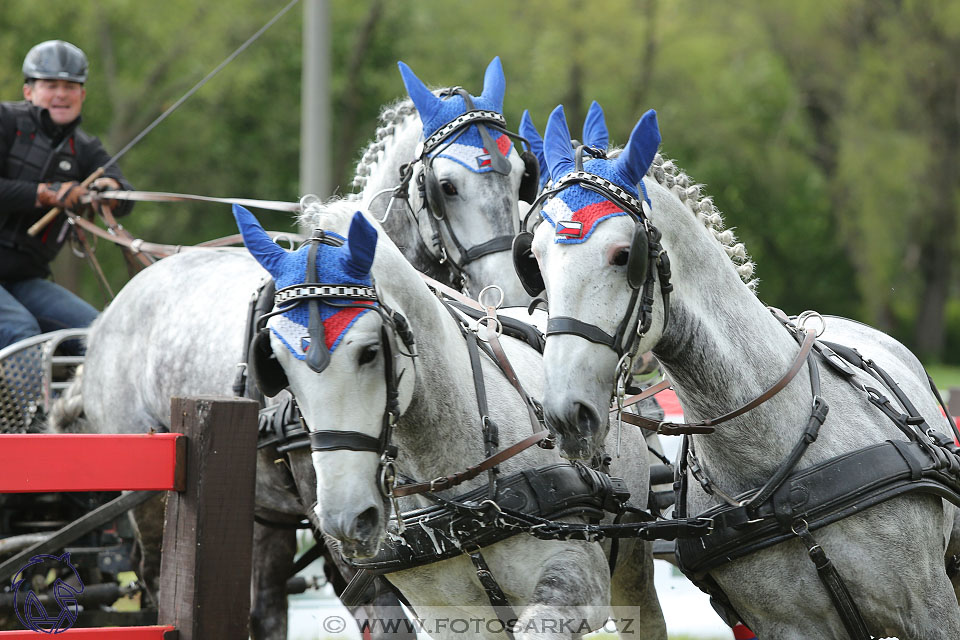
[158, 397, 258, 640]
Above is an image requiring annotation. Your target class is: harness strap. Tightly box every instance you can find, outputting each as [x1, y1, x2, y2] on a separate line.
[546, 316, 618, 348]
[623, 328, 817, 436]
[793, 521, 872, 640]
[309, 430, 397, 458]
[467, 550, 519, 640]
[339, 568, 379, 608]
[465, 330, 500, 498]
[392, 431, 550, 497]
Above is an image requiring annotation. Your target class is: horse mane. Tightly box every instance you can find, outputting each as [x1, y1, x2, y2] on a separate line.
[649, 153, 758, 292]
[349, 96, 421, 195]
[297, 195, 364, 229]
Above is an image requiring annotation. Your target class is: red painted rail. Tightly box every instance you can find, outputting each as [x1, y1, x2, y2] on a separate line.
[0, 626, 176, 638]
[0, 433, 185, 492]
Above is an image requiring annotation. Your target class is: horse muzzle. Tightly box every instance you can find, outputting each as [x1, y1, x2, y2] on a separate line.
[542, 397, 605, 460]
[320, 504, 385, 559]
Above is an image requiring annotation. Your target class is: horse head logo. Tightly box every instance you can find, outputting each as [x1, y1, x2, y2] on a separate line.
[12, 552, 84, 634]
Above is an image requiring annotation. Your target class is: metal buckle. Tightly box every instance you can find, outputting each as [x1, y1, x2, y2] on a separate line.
[428, 476, 448, 492]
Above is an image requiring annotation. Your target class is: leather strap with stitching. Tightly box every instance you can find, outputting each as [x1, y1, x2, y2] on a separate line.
[392, 431, 550, 497]
[620, 329, 817, 436]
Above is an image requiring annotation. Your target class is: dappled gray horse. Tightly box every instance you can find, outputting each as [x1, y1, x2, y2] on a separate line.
[523, 104, 960, 639]
[235, 200, 665, 639]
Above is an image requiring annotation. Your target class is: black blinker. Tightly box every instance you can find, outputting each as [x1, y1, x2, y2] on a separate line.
[626, 223, 650, 290]
[512, 231, 544, 296]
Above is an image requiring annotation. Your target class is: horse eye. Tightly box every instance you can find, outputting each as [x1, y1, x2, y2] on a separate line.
[440, 181, 458, 196]
[358, 344, 379, 366]
[612, 248, 629, 266]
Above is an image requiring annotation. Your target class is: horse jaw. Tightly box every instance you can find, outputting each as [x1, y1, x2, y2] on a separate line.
[273, 319, 390, 558]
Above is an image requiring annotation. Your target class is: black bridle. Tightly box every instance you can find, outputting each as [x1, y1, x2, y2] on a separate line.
[529, 147, 672, 378]
[255, 230, 416, 499]
[377, 88, 538, 287]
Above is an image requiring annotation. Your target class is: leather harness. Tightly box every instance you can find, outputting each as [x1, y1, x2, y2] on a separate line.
[671, 313, 960, 640]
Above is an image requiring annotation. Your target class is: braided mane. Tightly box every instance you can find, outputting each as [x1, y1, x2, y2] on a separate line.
[649, 153, 757, 292]
[349, 97, 420, 195]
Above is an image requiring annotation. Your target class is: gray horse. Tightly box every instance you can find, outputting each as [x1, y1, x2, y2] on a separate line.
[526, 104, 960, 638]
[236, 199, 665, 639]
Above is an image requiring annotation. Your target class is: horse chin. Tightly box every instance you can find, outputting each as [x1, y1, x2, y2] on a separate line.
[554, 431, 605, 461]
[337, 535, 384, 560]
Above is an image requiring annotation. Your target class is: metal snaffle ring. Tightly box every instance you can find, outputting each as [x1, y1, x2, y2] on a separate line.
[796, 310, 825, 337]
[477, 284, 504, 310]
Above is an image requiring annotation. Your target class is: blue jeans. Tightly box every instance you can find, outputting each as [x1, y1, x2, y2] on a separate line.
[0, 278, 99, 352]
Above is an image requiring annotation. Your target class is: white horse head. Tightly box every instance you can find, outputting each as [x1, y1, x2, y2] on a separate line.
[525, 105, 668, 458]
[337, 58, 537, 305]
[236, 203, 415, 557]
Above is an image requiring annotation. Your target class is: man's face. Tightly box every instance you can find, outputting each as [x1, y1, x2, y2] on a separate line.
[23, 79, 85, 125]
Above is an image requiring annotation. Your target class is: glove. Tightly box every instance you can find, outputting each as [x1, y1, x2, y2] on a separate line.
[35, 182, 62, 208]
[54, 181, 88, 211]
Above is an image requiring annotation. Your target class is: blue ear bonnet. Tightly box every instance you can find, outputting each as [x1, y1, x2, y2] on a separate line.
[234, 205, 377, 358]
[268, 235, 376, 357]
[399, 58, 513, 173]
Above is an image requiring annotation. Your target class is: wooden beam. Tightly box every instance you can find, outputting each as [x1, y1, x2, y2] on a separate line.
[158, 397, 258, 640]
[0, 434, 184, 492]
[0, 626, 176, 639]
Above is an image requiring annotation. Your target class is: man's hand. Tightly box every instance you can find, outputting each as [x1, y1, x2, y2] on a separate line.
[35, 182, 62, 208]
[88, 177, 122, 216]
[35, 181, 88, 211]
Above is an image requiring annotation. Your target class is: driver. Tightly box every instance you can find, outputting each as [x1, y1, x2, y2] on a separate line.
[0, 40, 133, 351]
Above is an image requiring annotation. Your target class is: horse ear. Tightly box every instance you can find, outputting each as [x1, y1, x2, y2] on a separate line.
[342, 211, 378, 279]
[615, 109, 660, 188]
[398, 61, 443, 127]
[544, 105, 575, 179]
[520, 110, 548, 188]
[582, 100, 609, 150]
[480, 56, 505, 113]
[233, 204, 288, 278]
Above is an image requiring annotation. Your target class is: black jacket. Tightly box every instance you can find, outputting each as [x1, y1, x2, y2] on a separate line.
[0, 100, 133, 280]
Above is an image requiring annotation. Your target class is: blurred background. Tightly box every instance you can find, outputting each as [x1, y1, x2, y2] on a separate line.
[2, 0, 958, 370]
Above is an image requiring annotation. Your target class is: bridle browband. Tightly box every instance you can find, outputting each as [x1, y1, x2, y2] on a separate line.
[531, 146, 673, 384]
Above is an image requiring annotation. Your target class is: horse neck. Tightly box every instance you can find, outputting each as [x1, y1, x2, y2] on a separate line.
[373, 243, 493, 481]
[648, 182, 815, 475]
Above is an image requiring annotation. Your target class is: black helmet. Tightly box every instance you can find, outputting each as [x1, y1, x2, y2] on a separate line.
[22, 40, 88, 83]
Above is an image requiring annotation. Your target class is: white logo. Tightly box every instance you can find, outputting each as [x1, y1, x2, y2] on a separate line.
[59, 160, 72, 171]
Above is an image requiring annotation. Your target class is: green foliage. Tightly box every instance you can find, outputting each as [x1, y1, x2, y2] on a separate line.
[2, 0, 957, 361]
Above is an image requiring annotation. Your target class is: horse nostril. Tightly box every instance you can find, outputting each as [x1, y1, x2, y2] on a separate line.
[575, 402, 600, 435]
[353, 506, 381, 540]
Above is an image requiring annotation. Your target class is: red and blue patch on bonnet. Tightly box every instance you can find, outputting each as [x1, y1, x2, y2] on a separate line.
[233, 204, 379, 363]
[431, 128, 514, 174]
[541, 159, 647, 244]
[265, 234, 376, 361]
